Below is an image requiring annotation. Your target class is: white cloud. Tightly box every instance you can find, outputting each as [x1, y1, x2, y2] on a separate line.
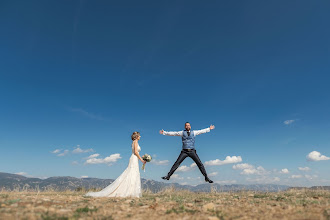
[72, 146, 94, 154]
[240, 166, 268, 175]
[209, 172, 218, 177]
[87, 154, 100, 159]
[298, 167, 311, 171]
[14, 172, 47, 179]
[205, 156, 242, 166]
[15, 172, 28, 176]
[81, 176, 89, 178]
[171, 174, 183, 180]
[52, 145, 93, 156]
[151, 159, 169, 165]
[177, 165, 191, 172]
[179, 182, 189, 185]
[71, 161, 79, 165]
[304, 175, 314, 180]
[233, 163, 254, 170]
[280, 168, 289, 174]
[186, 176, 202, 182]
[241, 168, 258, 175]
[57, 150, 69, 157]
[69, 107, 106, 121]
[256, 166, 268, 173]
[85, 153, 122, 165]
[176, 163, 197, 172]
[307, 151, 330, 161]
[291, 175, 303, 179]
[233, 163, 268, 175]
[51, 149, 61, 154]
[284, 120, 295, 125]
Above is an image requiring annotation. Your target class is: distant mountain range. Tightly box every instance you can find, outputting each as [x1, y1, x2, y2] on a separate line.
[287, 186, 330, 191]
[0, 172, 328, 192]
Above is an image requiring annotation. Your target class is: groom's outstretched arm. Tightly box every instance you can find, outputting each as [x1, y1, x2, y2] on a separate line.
[159, 129, 183, 136]
[194, 124, 215, 136]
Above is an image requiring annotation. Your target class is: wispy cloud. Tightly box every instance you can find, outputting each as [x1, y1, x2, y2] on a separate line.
[151, 159, 169, 165]
[72, 145, 94, 154]
[233, 163, 254, 170]
[178, 182, 189, 185]
[51, 149, 61, 154]
[246, 176, 280, 183]
[187, 176, 200, 180]
[86, 154, 100, 159]
[68, 107, 108, 121]
[51, 149, 65, 156]
[291, 175, 303, 179]
[298, 167, 311, 171]
[209, 172, 218, 177]
[290, 174, 317, 180]
[57, 150, 69, 157]
[85, 153, 121, 165]
[52, 145, 94, 157]
[307, 151, 330, 161]
[205, 156, 242, 166]
[14, 172, 47, 179]
[15, 172, 29, 176]
[284, 120, 295, 125]
[304, 174, 317, 180]
[51, 148, 68, 156]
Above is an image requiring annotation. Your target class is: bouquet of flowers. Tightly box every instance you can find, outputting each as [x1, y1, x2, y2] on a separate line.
[141, 154, 152, 172]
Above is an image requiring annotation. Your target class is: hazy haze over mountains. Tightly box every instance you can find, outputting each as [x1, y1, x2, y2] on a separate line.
[0, 172, 313, 192]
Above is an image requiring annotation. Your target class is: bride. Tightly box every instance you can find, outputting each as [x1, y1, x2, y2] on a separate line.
[85, 132, 146, 198]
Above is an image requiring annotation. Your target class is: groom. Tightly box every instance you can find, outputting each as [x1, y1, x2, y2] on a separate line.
[159, 122, 215, 183]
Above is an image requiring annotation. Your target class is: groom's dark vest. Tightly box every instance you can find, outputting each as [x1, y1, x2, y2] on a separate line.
[182, 130, 195, 149]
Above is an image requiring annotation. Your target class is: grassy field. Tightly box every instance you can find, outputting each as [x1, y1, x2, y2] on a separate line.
[0, 188, 329, 220]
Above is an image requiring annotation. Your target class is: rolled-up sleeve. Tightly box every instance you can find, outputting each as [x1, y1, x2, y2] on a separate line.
[163, 131, 183, 136]
[193, 128, 210, 136]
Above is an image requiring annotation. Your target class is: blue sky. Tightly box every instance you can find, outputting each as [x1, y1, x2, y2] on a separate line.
[0, 0, 329, 187]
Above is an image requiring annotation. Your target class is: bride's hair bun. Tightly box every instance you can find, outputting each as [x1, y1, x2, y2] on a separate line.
[131, 131, 140, 140]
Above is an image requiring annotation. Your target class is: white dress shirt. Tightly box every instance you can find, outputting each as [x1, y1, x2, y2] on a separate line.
[162, 128, 211, 136]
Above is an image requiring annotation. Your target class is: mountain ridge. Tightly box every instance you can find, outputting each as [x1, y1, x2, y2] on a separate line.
[1, 172, 328, 192]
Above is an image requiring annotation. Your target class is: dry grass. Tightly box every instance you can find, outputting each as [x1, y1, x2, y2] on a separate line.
[0, 188, 329, 219]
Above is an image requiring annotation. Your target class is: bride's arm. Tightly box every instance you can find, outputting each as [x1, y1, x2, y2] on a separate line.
[133, 141, 146, 164]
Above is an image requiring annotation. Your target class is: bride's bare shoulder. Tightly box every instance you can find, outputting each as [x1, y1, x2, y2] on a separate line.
[132, 140, 138, 146]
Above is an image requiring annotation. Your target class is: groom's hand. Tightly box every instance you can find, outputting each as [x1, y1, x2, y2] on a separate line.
[210, 125, 215, 130]
[159, 129, 164, 134]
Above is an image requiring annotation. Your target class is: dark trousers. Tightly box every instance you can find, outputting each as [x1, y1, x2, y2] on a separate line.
[167, 149, 208, 178]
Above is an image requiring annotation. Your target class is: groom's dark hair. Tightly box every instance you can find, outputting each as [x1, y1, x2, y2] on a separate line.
[185, 122, 190, 125]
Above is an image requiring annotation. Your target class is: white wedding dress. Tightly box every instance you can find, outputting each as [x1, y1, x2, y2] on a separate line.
[85, 143, 142, 198]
